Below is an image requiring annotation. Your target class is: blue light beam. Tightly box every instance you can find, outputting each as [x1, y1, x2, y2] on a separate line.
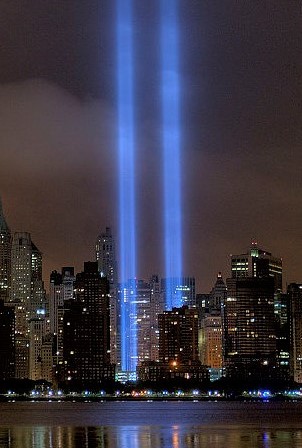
[117, 0, 137, 372]
[161, 0, 182, 309]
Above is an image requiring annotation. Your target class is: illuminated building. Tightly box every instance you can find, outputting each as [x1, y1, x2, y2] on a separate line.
[231, 242, 282, 292]
[274, 291, 290, 381]
[161, 277, 196, 309]
[49, 267, 75, 375]
[29, 317, 45, 380]
[96, 227, 118, 366]
[138, 305, 207, 383]
[0, 198, 11, 302]
[288, 283, 302, 383]
[150, 275, 165, 361]
[158, 306, 199, 364]
[223, 276, 276, 379]
[199, 312, 223, 381]
[209, 273, 226, 311]
[63, 262, 114, 382]
[96, 227, 117, 285]
[10, 232, 46, 378]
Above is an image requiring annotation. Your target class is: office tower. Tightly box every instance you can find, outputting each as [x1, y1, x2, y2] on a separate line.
[135, 279, 151, 364]
[10, 232, 46, 378]
[96, 227, 118, 366]
[0, 300, 15, 379]
[138, 305, 208, 383]
[0, 198, 11, 302]
[209, 273, 226, 311]
[40, 334, 54, 383]
[274, 291, 290, 381]
[223, 276, 276, 380]
[231, 241, 282, 292]
[96, 227, 117, 285]
[161, 277, 196, 309]
[199, 312, 223, 381]
[150, 275, 165, 361]
[63, 262, 114, 383]
[158, 306, 199, 364]
[288, 283, 302, 383]
[49, 267, 75, 378]
[29, 317, 45, 380]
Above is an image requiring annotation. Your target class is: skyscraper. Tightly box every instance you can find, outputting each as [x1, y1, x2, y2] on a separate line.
[158, 306, 199, 364]
[0, 300, 15, 380]
[288, 283, 302, 383]
[63, 262, 114, 383]
[96, 227, 117, 286]
[161, 277, 196, 309]
[0, 198, 11, 302]
[96, 227, 118, 366]
[223, 276, 276, 380]
[10, 232, 46, 378]
[231, 241, 282, 292]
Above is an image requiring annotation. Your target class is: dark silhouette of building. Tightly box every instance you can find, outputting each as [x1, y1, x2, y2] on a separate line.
[158, 306, 199, 364]
[0, 300, 15, 379]
[138, 305, 207, 383]
[288, 283, 302, 383]
[63, 262, 115, 383]
[223, 276, 276, 381]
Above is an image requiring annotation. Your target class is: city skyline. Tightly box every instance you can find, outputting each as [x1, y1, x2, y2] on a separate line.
[0, 1, 301, 293]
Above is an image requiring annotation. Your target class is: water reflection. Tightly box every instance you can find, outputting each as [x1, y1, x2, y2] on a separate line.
[0, 426, 302, 448]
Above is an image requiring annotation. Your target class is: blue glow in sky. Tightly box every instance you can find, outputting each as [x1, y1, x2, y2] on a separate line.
[161, 0, 182, 309]
[117, 0, 137, 372]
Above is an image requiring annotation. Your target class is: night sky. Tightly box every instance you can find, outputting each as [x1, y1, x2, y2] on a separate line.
[0, 1, 301, 292]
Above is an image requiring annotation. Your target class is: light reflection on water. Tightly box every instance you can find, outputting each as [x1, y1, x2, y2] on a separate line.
[0, 426, 302, 448]
[0, 402, 302, 447]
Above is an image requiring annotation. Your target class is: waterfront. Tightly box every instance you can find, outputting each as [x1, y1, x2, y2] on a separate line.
[1, 402, 302, 447]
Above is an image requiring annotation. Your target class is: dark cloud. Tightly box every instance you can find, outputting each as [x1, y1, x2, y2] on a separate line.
[0, 1, 301, 291]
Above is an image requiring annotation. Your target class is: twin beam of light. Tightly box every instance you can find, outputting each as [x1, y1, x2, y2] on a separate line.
[117, 0, 137, 373]
[161, 0, 183, 309]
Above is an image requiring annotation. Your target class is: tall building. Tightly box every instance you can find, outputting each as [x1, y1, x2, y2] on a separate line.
[150, 275, 165, 361]
[199, 312, 223, 381]
[49, 267, 75, 383]
[96, 227, 117, 285]
[161, 277, 196, 309]
[63, 262, 114, 383]
[0, 198, 11, 302]
[96, 227, 118, 366]
[288, 283, 302, 383]
[223, 276, 276, 379]
[274, 291, 290, 381]
[209, 273, 226, 312]
[158, 306, 199, 364]
[10, 232, 46, 378]
[138, 305, 208, 383]
[0, 300, 15, 379]
[231, 242, 282, 292]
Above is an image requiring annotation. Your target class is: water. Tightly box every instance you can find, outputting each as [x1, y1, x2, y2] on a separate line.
[0, 401, 302, 447]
